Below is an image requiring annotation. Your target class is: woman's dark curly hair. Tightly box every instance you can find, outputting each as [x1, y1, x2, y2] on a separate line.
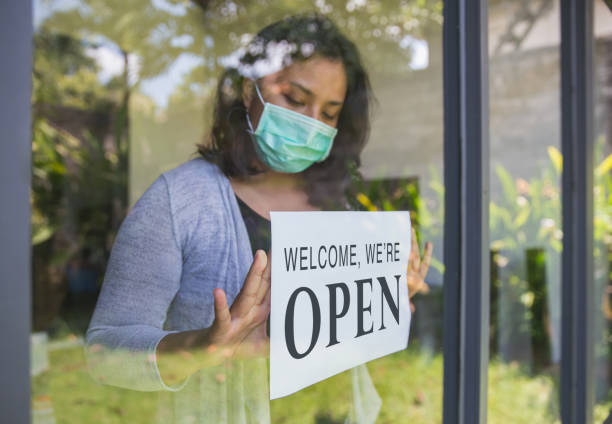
[198, 12, 373, 207]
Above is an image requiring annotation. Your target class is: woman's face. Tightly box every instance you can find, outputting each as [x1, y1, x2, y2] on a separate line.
[244, 56, 348, 130]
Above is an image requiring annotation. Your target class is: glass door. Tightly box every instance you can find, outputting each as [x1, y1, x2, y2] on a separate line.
[30, 1, 445, 422]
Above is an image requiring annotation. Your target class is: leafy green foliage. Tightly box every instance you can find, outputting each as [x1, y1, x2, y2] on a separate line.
[31, 28, 129, 331]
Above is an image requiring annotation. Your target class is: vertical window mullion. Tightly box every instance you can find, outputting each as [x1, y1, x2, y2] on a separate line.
[560, 0, 595, 423]
[442, 0, 462, 421]
[0, 2, 33, 424]
[443, 0, 490, 423]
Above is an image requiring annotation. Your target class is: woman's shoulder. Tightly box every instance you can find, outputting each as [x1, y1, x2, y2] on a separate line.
[157, 157, 234, 222]
[159, 157, 229, 200]
[132, 158, 233, 244]
[162, 157, 225, 187]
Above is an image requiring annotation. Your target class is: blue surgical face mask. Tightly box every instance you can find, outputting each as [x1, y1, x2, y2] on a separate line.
[246, 82, 338, 173]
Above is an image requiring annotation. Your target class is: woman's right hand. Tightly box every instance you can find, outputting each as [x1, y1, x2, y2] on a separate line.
[155, 250, 270, 386]
[208, 249, 271, 359]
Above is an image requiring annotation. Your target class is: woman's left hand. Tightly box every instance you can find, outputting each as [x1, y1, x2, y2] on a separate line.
[407, 227, 433, 312]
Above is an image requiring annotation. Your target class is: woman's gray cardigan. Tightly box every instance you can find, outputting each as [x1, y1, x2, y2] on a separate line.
[86, 158, 254, 391]
[84, 157, 380, 424]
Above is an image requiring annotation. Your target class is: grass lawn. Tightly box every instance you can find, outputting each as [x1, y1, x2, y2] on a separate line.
[32, 336, 610, 423]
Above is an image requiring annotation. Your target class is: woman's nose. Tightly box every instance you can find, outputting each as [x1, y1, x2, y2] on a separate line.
[304, 105, 323, 122]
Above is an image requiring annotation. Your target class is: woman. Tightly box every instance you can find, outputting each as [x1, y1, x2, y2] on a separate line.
[85, 12, 432, 423]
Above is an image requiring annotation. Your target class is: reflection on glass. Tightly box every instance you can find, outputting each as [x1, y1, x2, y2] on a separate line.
[594, 1, 612, 421]
[31, 1, 444, 423]
[488, 1, 612, 422]
[488, 0, 562, 422]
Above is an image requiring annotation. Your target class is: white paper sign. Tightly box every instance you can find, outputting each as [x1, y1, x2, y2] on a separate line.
[270, 211, 412, 399]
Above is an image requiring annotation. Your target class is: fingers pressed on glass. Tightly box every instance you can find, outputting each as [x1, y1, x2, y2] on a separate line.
[410, 228, 421, 270]
[213, 288, 231, 329]
[262, 282, 271, 309]
[419, 242, 433, 279]
[254, 286, 272, 324]
[233, 250, 267, 316]
[254, 250, 271, 305]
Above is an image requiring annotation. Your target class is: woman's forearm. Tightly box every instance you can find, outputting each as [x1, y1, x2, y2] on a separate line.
[156, 328, 225, 387]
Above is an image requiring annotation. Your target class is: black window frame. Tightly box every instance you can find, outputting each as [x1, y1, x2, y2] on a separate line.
[0, 2, 32, 424]
[442, 0, 490, 422]
[560, 0, 595, 423]
[0, 0, 597, 422]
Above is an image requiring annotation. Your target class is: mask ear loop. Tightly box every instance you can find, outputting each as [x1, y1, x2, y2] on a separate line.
[245, 79, 266, 133]
[253, 81, 266, 105]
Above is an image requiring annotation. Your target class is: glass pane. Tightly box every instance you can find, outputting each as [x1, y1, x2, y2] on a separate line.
[488, 0, 562, 422]
[31, 1, 444, 423]
[593, 1, 612, 422]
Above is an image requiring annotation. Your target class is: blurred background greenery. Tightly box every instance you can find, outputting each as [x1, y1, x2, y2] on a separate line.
[30, 0, 612, 422]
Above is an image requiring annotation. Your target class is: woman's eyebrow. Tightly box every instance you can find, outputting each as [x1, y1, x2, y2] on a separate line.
[289, 81, 343, 106]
